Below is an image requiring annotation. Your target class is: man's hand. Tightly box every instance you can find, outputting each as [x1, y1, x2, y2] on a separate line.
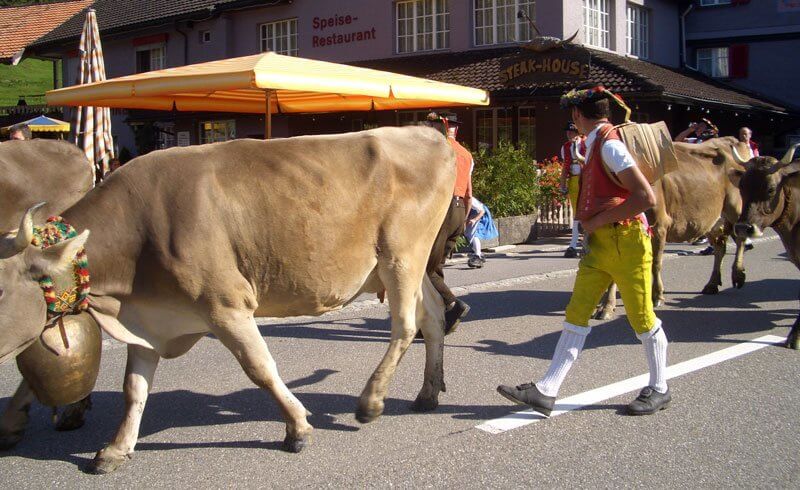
[467, 217, 479, 226]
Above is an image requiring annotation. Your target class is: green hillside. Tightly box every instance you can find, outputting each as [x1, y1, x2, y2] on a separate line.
[0, 58, 54, 106]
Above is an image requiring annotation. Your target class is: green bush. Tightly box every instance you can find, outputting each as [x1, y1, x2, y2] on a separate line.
[471, 142, 540, 218]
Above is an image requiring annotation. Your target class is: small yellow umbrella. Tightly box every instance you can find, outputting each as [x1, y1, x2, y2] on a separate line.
[2, 115, 71, 133]
[46, 52, 490, 138]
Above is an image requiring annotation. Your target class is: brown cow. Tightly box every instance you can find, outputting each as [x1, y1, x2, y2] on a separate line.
[0, 140, 95, 438]
[0, 126, 455, 473]
[732, 143, 800, 349]
[593, 137, 750, 319]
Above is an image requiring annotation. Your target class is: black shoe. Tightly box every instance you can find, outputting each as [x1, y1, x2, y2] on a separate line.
[627, 387, 671, 416]
[496, 382, 556, 416]
[698, 246, 714, 256]
[444, 299, 470, 335]
[467, 255, 484, 268]
[744, 242, 754, 251]
[692, 237, 708, 246]
[564, 247, 578, 258]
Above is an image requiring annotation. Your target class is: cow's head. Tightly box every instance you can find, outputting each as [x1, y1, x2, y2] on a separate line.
[732, 144, 800, 239]
[0, 204, 89, 365]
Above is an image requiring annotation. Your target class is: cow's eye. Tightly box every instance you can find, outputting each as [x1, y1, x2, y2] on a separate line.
[0, 288, 4, 300]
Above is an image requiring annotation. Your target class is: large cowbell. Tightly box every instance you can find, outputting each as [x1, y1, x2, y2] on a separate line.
[16, 312, 101, 407]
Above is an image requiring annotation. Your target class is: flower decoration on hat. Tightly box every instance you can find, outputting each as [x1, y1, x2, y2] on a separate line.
[559, 84, 632, 123]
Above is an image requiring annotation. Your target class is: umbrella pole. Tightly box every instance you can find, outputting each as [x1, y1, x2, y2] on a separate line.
[264, 89, 273, 140]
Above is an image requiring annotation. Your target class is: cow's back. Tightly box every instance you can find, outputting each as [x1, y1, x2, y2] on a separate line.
[105, 126, 455, 316]
[0, 140, 93, 231]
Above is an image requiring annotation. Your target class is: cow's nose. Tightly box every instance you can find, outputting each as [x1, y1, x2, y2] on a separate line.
[734, 223, 754, 237]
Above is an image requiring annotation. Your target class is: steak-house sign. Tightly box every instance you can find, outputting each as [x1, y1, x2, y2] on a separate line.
[500, 48, 591, 86]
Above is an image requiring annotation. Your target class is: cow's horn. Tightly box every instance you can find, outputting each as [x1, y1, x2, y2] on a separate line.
[557, 30, 579, 47]
[780, 143, 800, 164]
[13, 203, 45, 253]
[731, 144, 749, 166]
[572, 139, 585, 163]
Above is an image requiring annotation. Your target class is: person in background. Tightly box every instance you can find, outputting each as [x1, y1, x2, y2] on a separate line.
[465, 196, 498, 269]
[8, 123, 31, 141]
[559, 121, 586, 258]
[498, 83, 671, 417]
[424, 112, 472, 334]
[737, 127, 757, 252]
[675, 118, 718, 144]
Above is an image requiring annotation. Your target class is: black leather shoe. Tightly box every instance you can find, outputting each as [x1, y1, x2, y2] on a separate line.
[467, 255, 484, 268]
[627, 387, 671, 415]
[496, 382, 555, 416]
[564, 247, 578, 258]
[698, 246, 715, 256]
[744, 242, 754, 251]
[444, 299, 470, 335]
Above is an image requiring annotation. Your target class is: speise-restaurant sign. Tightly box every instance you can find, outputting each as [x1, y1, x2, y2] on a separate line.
[500, 48, 590, 86]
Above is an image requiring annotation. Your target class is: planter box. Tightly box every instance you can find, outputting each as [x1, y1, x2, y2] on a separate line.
[492, 211, 539, 246]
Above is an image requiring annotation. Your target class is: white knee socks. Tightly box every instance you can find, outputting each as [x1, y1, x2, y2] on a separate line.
[569, 220, 580, 248]
[637, 319, 668, 393]
[536, 322, 589, 397]
[471, 236, 482, 257]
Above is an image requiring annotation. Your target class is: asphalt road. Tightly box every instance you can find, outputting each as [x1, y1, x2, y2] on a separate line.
[0, 232, 798, 488]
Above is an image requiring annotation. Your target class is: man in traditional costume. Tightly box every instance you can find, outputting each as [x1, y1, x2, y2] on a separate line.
[559, 121, 586, 258]
[497, 83, 671, 416]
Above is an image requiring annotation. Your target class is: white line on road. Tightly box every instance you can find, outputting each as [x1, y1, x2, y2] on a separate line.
[476, 334, 787, 434]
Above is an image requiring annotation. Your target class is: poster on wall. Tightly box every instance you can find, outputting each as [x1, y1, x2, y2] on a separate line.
[778, 0, 800, 12]
[177, 131, 190, 147]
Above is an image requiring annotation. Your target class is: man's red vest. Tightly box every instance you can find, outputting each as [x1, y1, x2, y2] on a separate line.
[562, 139, 586, 176]
[576, 124, 629, 222]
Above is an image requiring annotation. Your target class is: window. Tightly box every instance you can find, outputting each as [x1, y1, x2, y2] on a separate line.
[260, 18, 298, 56]
[518, 107, 536, 156]
[700, 0, 730, 5]
[583, 0, 610, 49]
[396, 0, 450, 54]
[626, 5, 649, 59]
[135, 44, 165, 73]
[697, 47, 729, 78]
[200, 30, 212, 44]
[475, 107, 513, 150]
[155, 122, 176, 150]
[200, 120, 236, 144]
[474, 0, 535, 46]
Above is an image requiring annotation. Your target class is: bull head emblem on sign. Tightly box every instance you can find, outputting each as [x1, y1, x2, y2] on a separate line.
[517, 10, 579, 53]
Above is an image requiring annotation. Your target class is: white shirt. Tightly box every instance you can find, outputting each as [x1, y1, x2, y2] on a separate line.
[584, 123, 637, 174]
[468, 196, 485, 217]
[560, 139, 583, 176]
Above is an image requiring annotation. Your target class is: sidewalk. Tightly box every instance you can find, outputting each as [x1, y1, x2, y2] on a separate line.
[451, 235, 575, 264]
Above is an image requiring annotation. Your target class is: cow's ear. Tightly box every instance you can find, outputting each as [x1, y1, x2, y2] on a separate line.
[27, 230, 90, 278]
[779, 161, 800, 178]
[728, 167, 745, 186]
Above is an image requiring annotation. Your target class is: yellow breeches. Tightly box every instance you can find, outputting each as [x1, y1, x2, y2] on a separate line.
[567, 175, 580, 211]
[565, 221, 658, 335]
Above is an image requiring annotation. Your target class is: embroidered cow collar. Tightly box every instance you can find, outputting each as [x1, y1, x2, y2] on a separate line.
[31, 216, 90, 319]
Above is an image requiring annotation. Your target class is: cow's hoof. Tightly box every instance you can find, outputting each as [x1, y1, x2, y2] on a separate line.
[355, 404, 382, 424]
[54, 410, 86, 432]
[0, 431, 23, 451]
[282, 434, 310, 453]
[86, 453, 131, 475]
[701, 284, 719, 295]
[410, 396, 439, 412]
[732, 271, 746, 289]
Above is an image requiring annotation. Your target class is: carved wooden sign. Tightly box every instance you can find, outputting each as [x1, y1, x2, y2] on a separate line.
[499, 46, 591, 86]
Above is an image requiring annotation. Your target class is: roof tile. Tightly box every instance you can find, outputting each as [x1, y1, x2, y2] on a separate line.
[0, 0, 93, 62]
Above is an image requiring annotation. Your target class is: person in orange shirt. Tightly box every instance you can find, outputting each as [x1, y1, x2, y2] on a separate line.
[425, 113, 472, 335]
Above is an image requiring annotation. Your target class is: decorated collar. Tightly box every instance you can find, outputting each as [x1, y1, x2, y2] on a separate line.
[31, 216, 90, 318]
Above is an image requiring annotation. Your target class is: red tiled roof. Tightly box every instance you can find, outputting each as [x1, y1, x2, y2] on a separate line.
[356, 46, 787, 113]
[0, 0, 93, 63]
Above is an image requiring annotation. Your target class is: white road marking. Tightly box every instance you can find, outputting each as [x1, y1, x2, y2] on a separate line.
[476, 334, 787, 434]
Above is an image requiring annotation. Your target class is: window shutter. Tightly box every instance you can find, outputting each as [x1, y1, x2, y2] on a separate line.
[730, 44, 749, 78]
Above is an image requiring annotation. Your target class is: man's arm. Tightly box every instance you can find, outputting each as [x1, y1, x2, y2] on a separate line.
[674, 125, 695, 142]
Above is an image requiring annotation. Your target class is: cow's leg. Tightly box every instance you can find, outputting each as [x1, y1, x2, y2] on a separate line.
[0, 379, 35, 450]
[357, 259, 423, 423]
[54, 396, 93, 431]
[651, 225, 667, 307]
[211, 312, 312, 453]
[593, 283, 617, 320]
[788, 314, 800, 350]
[702, 233, 726, 295]
[410, 274, 446, 412]
[88, 345, 159, 474]
[731, 234, 746, 289]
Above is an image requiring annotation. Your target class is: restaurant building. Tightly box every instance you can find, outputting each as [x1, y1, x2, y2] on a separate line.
[27, 0, 796, 159]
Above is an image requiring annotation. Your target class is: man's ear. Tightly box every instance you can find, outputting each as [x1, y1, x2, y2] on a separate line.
[28, 230, 90, 278]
